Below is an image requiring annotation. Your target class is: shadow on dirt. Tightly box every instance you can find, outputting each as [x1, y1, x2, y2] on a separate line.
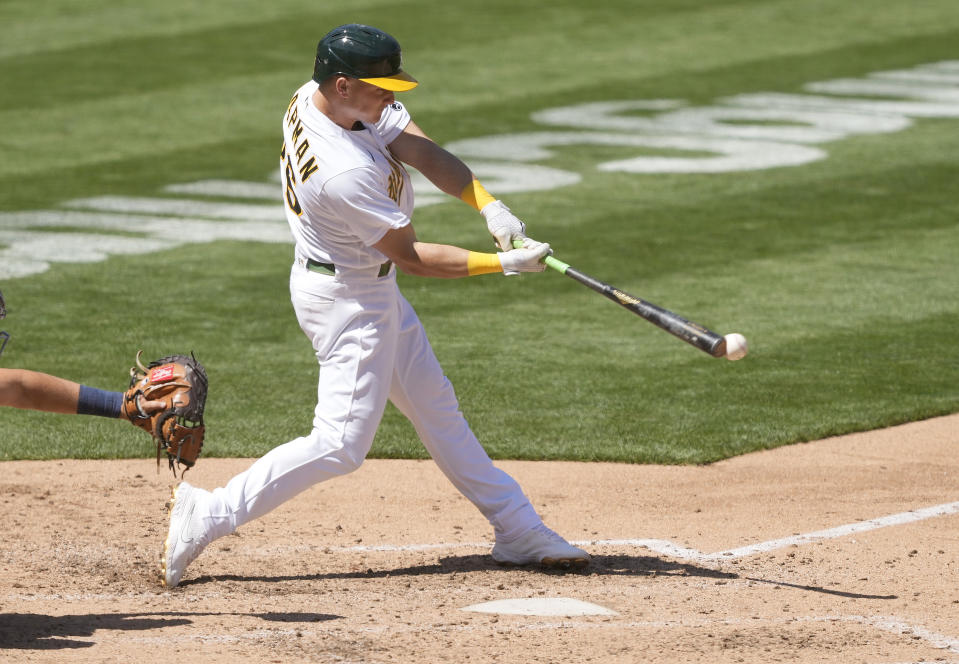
[744, 576, 897, 600]
[182, 552, 738, 587]
[181, 553, 898, 601]
[0, 611, 341, 650]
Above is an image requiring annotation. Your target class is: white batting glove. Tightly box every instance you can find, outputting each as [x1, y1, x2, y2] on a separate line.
[482, 200, 527, 252]
[497, 239, 551, 275]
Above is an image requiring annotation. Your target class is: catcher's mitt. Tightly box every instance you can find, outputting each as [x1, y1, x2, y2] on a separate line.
[124, 351, 207, 475]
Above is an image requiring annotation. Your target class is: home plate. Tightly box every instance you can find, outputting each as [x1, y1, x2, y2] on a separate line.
[461, 598, 617, 616]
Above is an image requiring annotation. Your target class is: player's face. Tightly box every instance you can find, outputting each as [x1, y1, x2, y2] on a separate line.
[348, 79, 396, 123]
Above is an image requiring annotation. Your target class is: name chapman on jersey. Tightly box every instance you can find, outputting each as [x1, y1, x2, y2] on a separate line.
[280, 93, 319, 217]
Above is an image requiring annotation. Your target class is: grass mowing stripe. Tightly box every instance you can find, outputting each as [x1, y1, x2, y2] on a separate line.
[0, 71, 300, 180]
[585, 162, 959, 282]
[0, 0, 395, 58]
[0, 135, 281, 212]
[442, 310, 959, 464]
[6, 307, 954, 463]
[4, 6, 959, 178]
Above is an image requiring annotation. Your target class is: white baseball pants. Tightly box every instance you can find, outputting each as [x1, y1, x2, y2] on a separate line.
[203, 262, 541, 542]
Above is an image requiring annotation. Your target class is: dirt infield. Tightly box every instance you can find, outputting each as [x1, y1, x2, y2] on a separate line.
[2, 414, 958, 663]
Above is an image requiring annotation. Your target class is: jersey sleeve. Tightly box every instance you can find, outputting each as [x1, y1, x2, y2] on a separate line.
[321, 167, 410, 246]
[373, 102, 412, 143]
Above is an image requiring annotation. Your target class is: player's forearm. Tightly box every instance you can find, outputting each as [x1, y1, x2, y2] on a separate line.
[0, 368, 125, 417]
[375, 224, 509, 278]
[395, 242, 501, 279]
[0, 369, 82, 414]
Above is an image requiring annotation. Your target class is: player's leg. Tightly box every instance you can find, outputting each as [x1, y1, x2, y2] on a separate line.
[386, 295, 535, 536]
[210, 271, 400, 530]
[387, 293, 589, 567]
[162, 271, 402, 587]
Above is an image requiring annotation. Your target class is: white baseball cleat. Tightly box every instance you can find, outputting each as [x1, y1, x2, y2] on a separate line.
[492, 523, 590, 570]
[160, 481, 214, 588]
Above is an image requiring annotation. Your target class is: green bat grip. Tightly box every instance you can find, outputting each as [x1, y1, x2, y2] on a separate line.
[511, 239, 569, 273]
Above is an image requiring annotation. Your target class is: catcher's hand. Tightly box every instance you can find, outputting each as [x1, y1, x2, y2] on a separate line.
[124, 351, 207, 476]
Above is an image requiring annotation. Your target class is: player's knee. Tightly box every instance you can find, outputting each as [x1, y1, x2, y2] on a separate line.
[303, 430, 370, 475]
[329, 445, 367, 474]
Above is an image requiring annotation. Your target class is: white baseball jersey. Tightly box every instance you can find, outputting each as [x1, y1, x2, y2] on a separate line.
[280, 80, 414, 270]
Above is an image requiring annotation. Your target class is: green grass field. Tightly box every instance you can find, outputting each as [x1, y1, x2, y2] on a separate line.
[2, 0, 958, 463]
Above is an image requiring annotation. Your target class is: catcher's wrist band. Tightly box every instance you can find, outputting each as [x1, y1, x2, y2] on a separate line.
[460, 179, 496, 211]
[467, 251, 502, 276]
[77, 385, 123, 418]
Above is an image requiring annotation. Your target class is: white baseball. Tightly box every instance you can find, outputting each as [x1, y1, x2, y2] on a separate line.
[724, 333, 748, 361]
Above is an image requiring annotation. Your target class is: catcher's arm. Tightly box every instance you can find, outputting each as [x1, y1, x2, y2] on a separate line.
[0, 368, 163, 417]
[0, 291, 165, 419]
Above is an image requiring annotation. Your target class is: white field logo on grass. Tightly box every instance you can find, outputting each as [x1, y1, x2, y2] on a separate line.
[1, 60, 958, 279]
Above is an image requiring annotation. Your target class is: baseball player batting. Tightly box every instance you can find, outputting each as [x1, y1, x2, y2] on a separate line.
[160, 23, 590, 588]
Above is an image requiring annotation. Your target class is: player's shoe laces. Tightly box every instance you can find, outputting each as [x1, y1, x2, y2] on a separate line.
[492, 523, 590, 570]
[160, 481, 214, 588]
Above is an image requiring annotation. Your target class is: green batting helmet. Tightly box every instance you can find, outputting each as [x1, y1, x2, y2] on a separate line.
[312, 24, 418, 92]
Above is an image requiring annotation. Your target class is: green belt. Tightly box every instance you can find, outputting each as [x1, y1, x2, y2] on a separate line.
[306, 258, 392, 277]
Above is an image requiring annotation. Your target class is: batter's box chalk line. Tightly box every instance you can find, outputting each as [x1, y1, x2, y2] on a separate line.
[327, 499, 959, 564]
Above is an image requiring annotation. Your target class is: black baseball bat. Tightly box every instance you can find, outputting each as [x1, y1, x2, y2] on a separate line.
[518, 243, 728, 358]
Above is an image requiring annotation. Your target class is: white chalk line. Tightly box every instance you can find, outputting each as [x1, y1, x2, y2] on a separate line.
[859, 615, 959, 653]
[7, 499, 956, 603]
[701, 500, 959, 561]
[246, 499, 959, 564]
